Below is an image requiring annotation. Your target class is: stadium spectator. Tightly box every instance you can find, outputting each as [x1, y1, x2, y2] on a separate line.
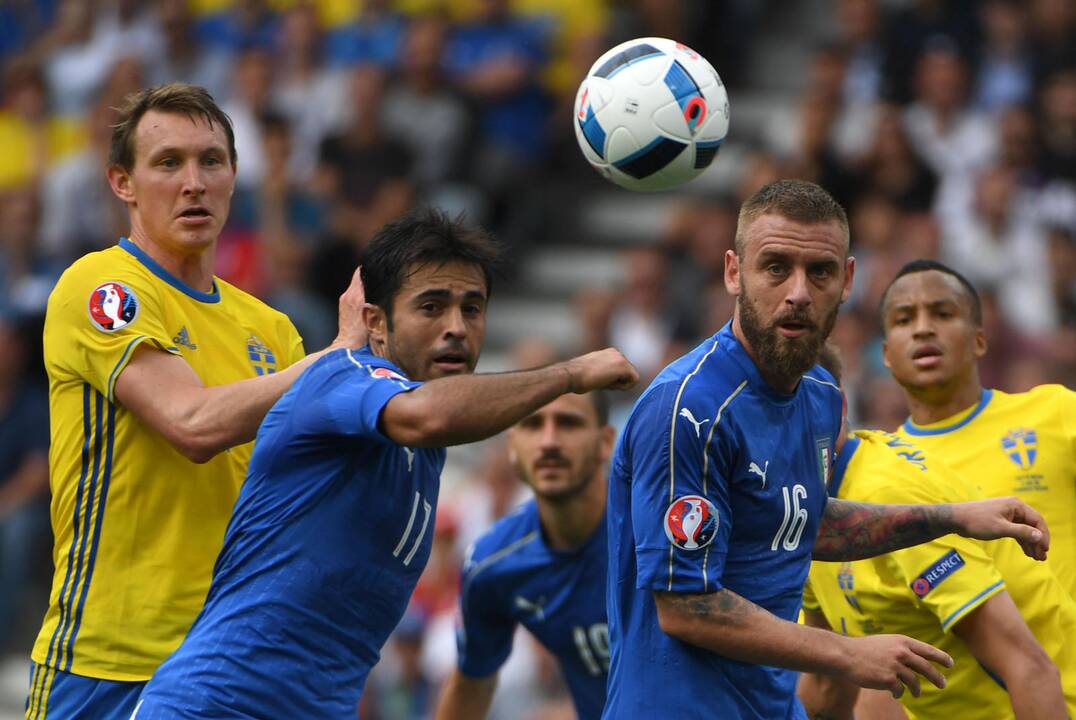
[974, 0, 1034, 112]
[1038, 68, 1076, 184]
[222, 46, 274, 191]
[942, 165, 1057, 335]
[324, 0, 407, 69]
[143, 0, 232, 102]
[0, 315, 49, 655]
[384, 15, 472, 192]
[272, 2, 350, 184]
[445, 0, 550, 193]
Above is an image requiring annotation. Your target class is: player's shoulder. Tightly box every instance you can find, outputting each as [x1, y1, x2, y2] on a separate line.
[308, 347, 413, 387]
[801, 365, 842, 399]
[845, 429, 973, 503]
[214, 276, 291, 326]
[462, 501, 541, 586]
[51, 245, 151, 300]
[631, 334, 746, 419]
[1005, 384, 1075, 410]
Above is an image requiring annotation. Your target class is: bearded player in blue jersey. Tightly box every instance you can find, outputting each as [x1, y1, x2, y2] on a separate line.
[436, 390, 614, 720]
[132, 209, 639, 720]
[604, 179, 1052, 720]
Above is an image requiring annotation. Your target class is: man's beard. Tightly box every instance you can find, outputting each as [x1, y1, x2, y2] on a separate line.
[738, 292, 839, 389]
[520, 446, 602, 504]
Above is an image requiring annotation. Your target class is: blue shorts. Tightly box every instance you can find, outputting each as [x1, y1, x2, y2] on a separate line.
[25, 662, 145, 720]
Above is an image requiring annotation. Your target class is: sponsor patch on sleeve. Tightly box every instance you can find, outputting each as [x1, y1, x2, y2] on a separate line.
[910, 549, 965, 598]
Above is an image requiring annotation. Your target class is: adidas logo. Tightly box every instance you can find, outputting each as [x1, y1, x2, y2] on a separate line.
[173, 326, 198, 350]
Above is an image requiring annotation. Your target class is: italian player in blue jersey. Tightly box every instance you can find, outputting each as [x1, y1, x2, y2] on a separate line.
[436, 390, 614, 720]
[604, 179, 1052, 720]
[132, 209, 639, 719]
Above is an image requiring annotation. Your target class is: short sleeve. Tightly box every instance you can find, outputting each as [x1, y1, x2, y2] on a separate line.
[628, 383, 732, 595]
[801, 575, 821, 613]
[862, 479, 1005, 633]
[455, 556, 517, 678]
[280, 318, 306, 369]
[294, 351, 421, 441]
[44, 267, 179, 402]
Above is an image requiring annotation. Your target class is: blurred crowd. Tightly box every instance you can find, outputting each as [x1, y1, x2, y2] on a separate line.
[0, 0, 1073, 718]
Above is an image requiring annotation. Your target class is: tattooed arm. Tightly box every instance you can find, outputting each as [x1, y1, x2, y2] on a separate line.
[812, 497, 1050, 562]
[652, 589, 951, 698]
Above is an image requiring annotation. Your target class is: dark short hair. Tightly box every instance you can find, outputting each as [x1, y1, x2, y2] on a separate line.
[360, 208, 502, 324]
[880, 259, 982, 326]
[735, 179, 849, 258]
[109, 83, 237, 171]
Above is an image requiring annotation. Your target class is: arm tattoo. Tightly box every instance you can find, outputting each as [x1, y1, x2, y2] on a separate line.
[812, 499, 956, 561]
[657, 589, 762, 625]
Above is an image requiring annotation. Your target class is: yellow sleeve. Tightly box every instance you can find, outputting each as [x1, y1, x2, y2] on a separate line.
[862, 479, 1005, 633]
[44, 263, 179, 402]
[802, 573, 821, 612]
[1056, 385, 1076, 464]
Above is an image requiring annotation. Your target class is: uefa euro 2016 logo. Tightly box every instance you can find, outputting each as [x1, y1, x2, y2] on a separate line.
[88, 282, 139, 332]
[664, 495, 718, 551]
[1001, 428, 1037, 471]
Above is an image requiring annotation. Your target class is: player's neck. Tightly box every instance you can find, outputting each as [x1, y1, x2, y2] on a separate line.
[906, 376, 984, 427]
[127, 229, 216, 293]
[536, 474, 607, 551]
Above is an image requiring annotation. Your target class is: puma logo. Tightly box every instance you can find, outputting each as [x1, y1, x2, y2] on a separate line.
[679, 407, 710, 438]
[749, 460, 769, 488]
[514, 595, 547, 622]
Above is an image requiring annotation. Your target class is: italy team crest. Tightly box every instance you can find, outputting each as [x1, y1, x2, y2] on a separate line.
[88, 282, 139, 332]
[1001, 428, 1037, 470]
[664, 495, 718, 551]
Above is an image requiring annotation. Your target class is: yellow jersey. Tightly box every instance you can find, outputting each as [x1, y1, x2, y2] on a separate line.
[31, 238, 304, 685]
[896, 386, 1076, 600]
[803, 430, 1076, 720]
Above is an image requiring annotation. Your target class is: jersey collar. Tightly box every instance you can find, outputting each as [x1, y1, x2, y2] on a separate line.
[901, 388, 993, 437]
[119, 237, 221, 304]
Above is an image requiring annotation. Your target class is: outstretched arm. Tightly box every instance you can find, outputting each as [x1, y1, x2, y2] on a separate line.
[812, 497, 1049, 562]
[381, 349, 638, 448]
[115, 269, 369, 463]
[653, 590, 952, 699]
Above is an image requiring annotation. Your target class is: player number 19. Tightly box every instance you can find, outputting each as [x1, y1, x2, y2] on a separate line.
[573, 623, 609, 676]
[771, 484, 808, 552]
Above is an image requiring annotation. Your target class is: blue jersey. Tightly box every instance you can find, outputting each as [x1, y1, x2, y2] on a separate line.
[135, 347, 445, 719]
[457, 500, 608, 719]
[604, 323, 841, 720]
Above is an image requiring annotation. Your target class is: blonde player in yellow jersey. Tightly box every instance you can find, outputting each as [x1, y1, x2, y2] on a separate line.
[797, 427, 1075, 719]
[879, 259, 1075, 601]
[26, 84, 364, 720]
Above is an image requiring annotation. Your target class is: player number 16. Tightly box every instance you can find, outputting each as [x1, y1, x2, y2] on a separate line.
[771, 484, 808, 552]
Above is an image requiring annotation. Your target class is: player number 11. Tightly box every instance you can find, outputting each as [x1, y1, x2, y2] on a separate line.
[771, 484, 808, 552]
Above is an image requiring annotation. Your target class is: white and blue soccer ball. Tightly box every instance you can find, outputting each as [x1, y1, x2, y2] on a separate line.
[574, 37, 730, 192]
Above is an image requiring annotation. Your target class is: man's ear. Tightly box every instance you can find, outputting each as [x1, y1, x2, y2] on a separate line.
[724, 249, 741, 296]
[107, 164, 135, 204]
[363, 304, 387, 348]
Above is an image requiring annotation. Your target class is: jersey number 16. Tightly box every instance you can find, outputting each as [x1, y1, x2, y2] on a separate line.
[771, 484, 808, 552]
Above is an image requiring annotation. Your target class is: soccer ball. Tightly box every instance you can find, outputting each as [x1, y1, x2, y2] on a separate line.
[573, 37, 730, 192]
